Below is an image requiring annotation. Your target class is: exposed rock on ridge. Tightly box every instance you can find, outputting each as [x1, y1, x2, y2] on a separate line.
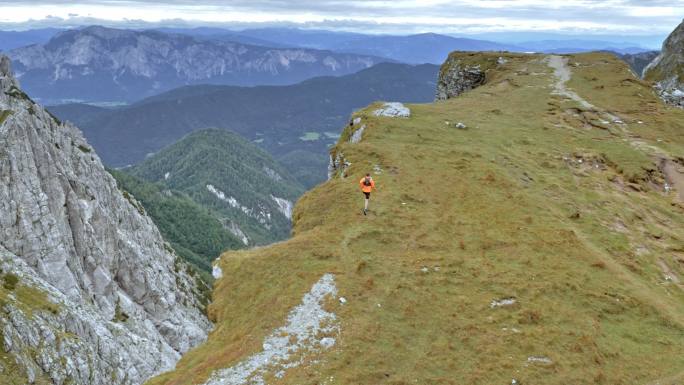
[0, 55, 210, 384]
[435, 52, 518, 101]
[435, 52, 487, 100]
[644, 20, 684, 107]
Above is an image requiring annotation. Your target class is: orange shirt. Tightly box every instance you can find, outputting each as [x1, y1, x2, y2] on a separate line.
[359, 177, 375, 193]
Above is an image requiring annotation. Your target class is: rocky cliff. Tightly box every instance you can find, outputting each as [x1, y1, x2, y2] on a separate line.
[435, 52, 518, 100]
[644, 20, 684, 107]
[0, 55, 211, 384]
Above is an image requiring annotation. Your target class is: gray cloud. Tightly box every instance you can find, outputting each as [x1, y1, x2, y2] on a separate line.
[0, 0, 682, 40]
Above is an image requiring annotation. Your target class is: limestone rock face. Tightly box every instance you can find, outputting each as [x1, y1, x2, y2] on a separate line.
[0, 54, 211, 384]
[435, 54, 486, 100]
[644, 20, 684, 107]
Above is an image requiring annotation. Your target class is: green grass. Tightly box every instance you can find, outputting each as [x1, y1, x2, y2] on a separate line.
[149, 53, 684, 385]
[299, 132, 321, 141]
[0, 110, 12, 125]
[0, 276, 58, 385]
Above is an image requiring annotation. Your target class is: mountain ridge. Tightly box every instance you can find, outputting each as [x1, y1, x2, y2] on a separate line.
[644, 19, 684, 107]
[148, 51, 684, 385]
[8, 25, 390, 104]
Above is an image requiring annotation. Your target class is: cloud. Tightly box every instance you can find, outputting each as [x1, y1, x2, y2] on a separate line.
[0, 0, 682, 36]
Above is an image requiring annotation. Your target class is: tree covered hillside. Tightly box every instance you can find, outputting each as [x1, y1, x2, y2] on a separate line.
[127, 129, 305, 247]
[110, 169, 244, 281]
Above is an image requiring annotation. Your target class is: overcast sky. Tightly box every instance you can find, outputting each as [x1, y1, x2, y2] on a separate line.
[0, 0, 682, 37]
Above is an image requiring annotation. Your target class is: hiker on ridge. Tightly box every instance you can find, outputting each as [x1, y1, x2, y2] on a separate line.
[359, 173, 375, 215]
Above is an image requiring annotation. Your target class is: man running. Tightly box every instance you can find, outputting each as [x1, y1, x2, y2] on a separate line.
[359, 173, 375, 215]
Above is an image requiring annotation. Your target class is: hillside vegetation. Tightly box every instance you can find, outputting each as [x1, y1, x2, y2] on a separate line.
[149, 52, 684, 384]
[110, 169, 243, 281]
[128, 129, 305, 247]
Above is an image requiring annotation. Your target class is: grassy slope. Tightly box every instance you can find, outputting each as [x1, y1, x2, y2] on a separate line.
[149, 52, 684, 385]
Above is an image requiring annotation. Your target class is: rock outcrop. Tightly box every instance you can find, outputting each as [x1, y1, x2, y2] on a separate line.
[644, 20, 684, 107]
[372, 102, 411, 118]
[0, 55, 211, 384]
[435, 52, 487, 100]
[434, 52, 517, 101]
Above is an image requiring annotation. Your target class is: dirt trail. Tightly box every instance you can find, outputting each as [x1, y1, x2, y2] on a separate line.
[546, 55, 659, 151]
[661, 159, 684, 204]
[544, 55, 684, 326]
[547, 55, 595, 111]
[546, 55, 684, 206]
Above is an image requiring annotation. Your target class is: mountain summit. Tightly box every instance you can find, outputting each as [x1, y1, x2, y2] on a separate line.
[0, 55, 210, 384]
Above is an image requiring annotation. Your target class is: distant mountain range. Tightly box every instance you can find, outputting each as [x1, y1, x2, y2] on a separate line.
[0, 28, 64, 51]
[48, 62, 440, 187]
[7, 26, 387, 104]
[220, 29, 652, 61]
[2, 27, 658, 105]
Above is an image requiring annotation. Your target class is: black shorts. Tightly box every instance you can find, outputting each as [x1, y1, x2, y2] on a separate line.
[363, 192, 370, 199]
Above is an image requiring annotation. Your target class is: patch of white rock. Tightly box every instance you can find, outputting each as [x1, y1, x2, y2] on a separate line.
[206, 184, 272, 227]
[203, 274, 340, 385]
[373, 102, 411, 118]
[270, 195, 294, 220]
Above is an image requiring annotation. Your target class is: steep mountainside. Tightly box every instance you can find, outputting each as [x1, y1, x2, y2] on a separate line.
[109, 169, 245, 280]
[127, 129, 305, 247]
[617, 50, 660, 77]
[644, 20, 684, 107]
[0, 55, 210, 384]
[149, 52, 684, 385]
[48, 62, 439, 187]
[7, 26, 387, 104]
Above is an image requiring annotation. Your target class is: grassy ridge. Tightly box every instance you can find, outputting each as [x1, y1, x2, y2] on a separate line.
[149, 52, 684, 385]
